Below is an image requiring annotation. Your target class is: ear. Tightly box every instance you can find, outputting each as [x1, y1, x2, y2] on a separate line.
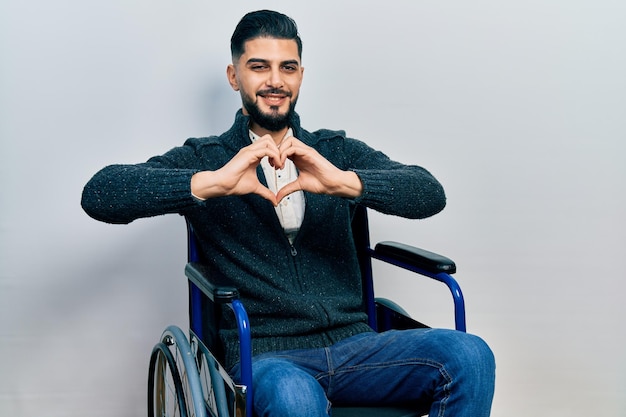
[226, 64, 239, 91]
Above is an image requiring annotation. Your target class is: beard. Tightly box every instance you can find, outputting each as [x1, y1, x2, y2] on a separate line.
[242, 89, 298, 132]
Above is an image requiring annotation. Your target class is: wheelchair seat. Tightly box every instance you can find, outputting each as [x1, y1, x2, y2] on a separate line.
[148, 204, 465, 417]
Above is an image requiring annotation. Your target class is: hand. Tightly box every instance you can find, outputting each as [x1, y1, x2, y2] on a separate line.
[191, 135, 283, 205]
[275, 137, 363, 203]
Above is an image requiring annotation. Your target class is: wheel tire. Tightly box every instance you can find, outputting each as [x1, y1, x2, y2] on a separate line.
[148, 342, 189, 417]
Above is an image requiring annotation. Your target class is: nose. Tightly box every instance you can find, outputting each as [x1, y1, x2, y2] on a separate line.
[266, 67, 284, 88]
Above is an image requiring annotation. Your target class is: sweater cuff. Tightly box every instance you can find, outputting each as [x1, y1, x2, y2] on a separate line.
[350, 169, 396, 206]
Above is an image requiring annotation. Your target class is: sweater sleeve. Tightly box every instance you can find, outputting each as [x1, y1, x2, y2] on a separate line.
[81, 144, 204, 224]
[342, 138, 446, 219]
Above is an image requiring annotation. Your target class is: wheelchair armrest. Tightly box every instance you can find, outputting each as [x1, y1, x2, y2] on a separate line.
[185, 262, 240, 304]
[374, 241, 456, 274]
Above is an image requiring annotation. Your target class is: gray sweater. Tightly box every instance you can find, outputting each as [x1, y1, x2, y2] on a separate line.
[82, 110, 446, 368]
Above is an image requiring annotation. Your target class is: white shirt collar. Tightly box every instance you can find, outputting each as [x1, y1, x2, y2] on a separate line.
[249, 128, 293, 144]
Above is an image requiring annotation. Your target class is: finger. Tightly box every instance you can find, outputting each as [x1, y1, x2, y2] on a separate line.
[278, 141, 301, 166]
[249, 135, 279, 151]
[277, 137, 292, 149]
[278, 137, 310, 159]
[253, 136, 284, 168]
[267, 153, 284, 170]
[246, 142, 281, 168]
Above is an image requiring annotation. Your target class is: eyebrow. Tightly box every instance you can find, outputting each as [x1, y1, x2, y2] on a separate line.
[246, 58, 300, 66]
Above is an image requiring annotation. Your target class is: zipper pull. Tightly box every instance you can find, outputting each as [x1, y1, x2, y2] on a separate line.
[290, 245, 298, 256]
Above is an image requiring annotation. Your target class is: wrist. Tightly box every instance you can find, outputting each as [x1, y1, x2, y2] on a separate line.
[191, 170, 225, 200]
[337, 170, 363, 198]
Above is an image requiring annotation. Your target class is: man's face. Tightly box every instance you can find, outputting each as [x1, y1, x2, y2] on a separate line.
[227, 37, 304, 132]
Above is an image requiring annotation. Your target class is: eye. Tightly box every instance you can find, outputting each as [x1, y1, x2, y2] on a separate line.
[282, 65, 297, 72]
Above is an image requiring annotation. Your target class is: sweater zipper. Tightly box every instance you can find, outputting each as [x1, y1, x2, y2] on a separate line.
[289, 242, 298, 256]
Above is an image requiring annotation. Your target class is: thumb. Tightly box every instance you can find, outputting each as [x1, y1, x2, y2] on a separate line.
[254, 185, 279, 206]
[275, 180, 301, 204]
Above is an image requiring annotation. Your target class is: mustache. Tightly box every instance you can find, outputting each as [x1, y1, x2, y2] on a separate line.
[257, 88, 292, 98]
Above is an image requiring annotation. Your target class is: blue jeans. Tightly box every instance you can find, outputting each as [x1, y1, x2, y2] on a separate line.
[230, 328, 495, 417]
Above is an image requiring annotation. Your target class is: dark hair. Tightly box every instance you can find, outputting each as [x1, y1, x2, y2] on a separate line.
[230, 10, 302, 61]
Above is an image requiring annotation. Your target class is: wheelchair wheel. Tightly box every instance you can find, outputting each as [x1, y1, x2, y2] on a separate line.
[148, 326, 207, 417]
[190, 331, 249, 417]
[190, 333, 235, 417]
[148, 342, 188, 417]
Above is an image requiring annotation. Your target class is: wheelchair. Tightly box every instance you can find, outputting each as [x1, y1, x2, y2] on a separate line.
[147, 205, 466, 417]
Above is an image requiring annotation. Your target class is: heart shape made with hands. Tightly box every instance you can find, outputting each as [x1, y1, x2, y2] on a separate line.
[205, 133, 358, 207]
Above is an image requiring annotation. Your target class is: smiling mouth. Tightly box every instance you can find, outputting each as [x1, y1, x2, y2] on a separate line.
[258, 89, 292, 105]
[262, 95, 285, 104]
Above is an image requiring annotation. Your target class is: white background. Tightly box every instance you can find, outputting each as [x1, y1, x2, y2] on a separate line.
[1, 1, 625, 416]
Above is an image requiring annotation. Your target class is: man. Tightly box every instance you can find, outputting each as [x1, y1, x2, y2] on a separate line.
[82, 10, 495, 417]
